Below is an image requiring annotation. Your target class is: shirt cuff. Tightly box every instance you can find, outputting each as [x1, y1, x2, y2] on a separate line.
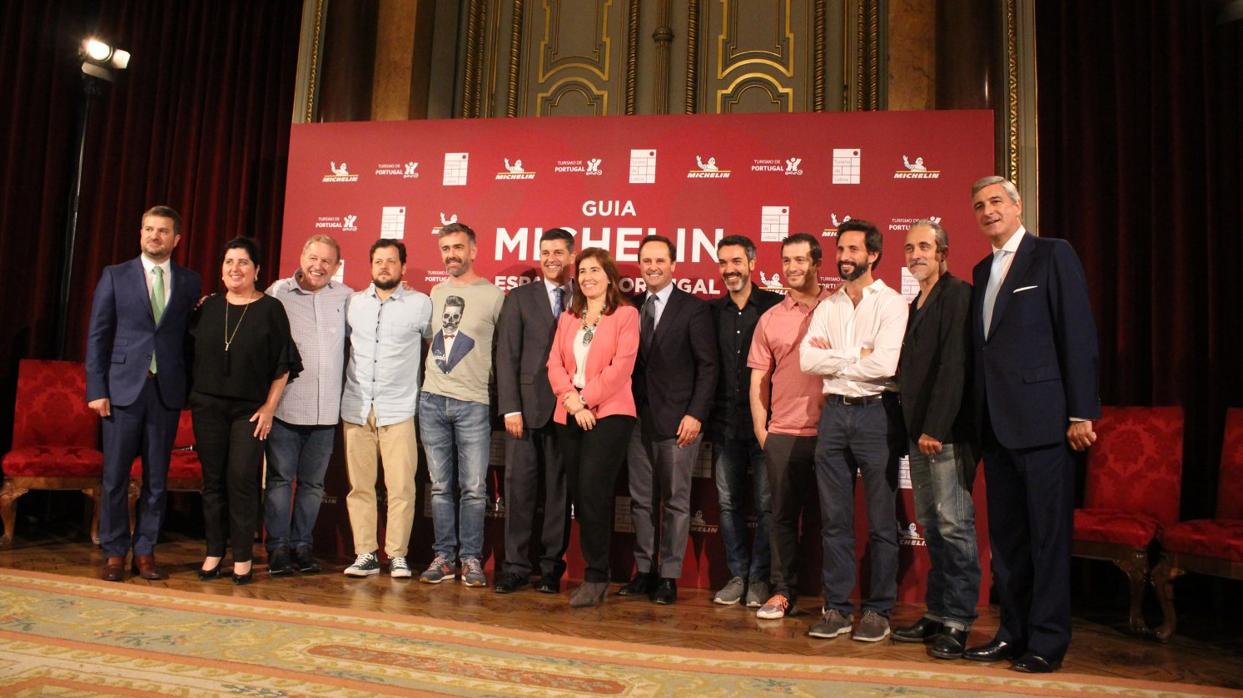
[504, 411, 521, 418]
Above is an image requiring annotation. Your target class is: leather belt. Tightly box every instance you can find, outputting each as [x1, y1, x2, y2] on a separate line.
[824, 393, 885, 407]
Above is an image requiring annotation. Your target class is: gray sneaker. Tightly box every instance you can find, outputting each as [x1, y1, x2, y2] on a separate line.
[745, 580, 770, 608]
[713, 576, 746, 605]
[852, 610, 891, 642]
[419, 554, 455, 584]
[389, 556, 412, 579]
[461, 557, 487, 588]
[343, 552, 380, 577]
[808, 608, 853, 639]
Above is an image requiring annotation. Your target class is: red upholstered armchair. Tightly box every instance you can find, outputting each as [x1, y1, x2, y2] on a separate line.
[0, 360, 110, 547]
[1072, 406, 1183, 635]
[1152, 408, 1243, 641]
[131, 410, 203, 492]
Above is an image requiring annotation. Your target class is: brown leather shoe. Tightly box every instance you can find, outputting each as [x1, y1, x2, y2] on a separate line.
[133, 554, 165, 580]
[102, 556, 126, 582]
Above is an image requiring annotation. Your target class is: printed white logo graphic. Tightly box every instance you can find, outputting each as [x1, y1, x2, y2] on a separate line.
[332, 260, 345, 284]
[689, 510, 719, 534]
[497, 157, 536, 180]
[342, 214, 358, 231]
[823, 213, 851, 237]
[895, 154, 941, 179]
[786, 157, 804, 175]
[380, 206, 406, 239]
[832, 148, 861, 184]
[322, 161, 359, 183]
[404, 161, 419, 176]
[760, 271, 784, 289]
[886, 216, 941, 233]
[443, 152, 469, 186]
[554, 158, 603, 176]
[899, 522, 926, 547]
[433, 212, 458, 235]
[587, 157, 602, 173]
[760, 205, 789, 243]
[751, 157, 803, 176]
[900, 266, 920, 302]
[629, 149, 657, 184]
[375, 161, 420, 179]
[688, 154, 731, 179]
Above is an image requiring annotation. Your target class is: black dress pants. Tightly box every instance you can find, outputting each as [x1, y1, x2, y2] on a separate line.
[191, 391, 264, 562]
[557, 415, 636, 583]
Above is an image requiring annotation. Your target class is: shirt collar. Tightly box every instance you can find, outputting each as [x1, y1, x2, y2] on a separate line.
[140, 255, 170, 277]
[997, 226, 1026, 255]
[781, 286, 830, 310]
[367, 283, 408, 300]
[833, 277, 891, 299]
[286, 270, 339, 294]
[648, 283, 675, 304]
[544, 277, 570, 294]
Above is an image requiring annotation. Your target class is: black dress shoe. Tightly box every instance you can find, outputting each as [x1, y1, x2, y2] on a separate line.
[197, 561, 223, 580]
[928, 628, 970, 659]
[893, 617, 944, 643]
[494, 573, 530, 594]
[232, 570, 254, 585]
[268, 547, 294, 577]
[652, 578, 677, 605]
[616, 572, 656, 597]
[963, 638, 1018, 662]
[1011, 652, 1061, 673]
[535, 574, 560, 594]
[294, 546, 321, 574]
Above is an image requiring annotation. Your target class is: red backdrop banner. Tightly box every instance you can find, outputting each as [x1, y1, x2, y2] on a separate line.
[281, 111, 995, 602]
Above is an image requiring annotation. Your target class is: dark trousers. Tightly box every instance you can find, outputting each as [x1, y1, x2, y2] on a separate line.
[626, 415, 702, 578]
[764, 433, 817, 601]
[503, 421, 570, 578]
[557, 415, 635, 583]
[191, 392, 264, 562]
[814, 399, 899, 616]
[982, 423, 1074, 661]
[99, 376, 179, 557]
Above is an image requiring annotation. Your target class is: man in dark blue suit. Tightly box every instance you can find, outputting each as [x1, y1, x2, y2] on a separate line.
[964, 177, 1099, 673]
[86, 206, 202, 582]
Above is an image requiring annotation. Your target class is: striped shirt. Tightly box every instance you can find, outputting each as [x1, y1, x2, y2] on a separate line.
[267, 274, 353, 425]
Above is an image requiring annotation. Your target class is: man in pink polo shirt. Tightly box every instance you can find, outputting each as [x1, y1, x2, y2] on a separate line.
[747, 233, 831, 619]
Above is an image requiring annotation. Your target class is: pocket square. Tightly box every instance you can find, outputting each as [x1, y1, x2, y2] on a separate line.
[1012, 285, 1038, 294]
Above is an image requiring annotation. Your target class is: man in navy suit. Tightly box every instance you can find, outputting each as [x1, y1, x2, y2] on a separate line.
[963, 177, 1099, 673]
[86, 206, 202, 582]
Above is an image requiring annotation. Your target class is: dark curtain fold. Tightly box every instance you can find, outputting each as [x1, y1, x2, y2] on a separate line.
[1037, 0, 1243, 518]
[0, 0, 302, 457]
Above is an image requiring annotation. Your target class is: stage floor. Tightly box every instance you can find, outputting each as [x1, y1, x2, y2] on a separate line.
[0, 530, 1239, 691]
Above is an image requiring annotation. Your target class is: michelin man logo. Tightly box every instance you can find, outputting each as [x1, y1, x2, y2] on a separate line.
[440, 212, 458, 226]
[689, 155, 731, 179]
[760, 271, 783, 289]
[895, 155, 941, 179]
[902, 155, 927, 172]
[823, 213, 851, 238]
[497, 157, 536, 180]
[504, 158, 525, 173]
[330, 161, 350, 176]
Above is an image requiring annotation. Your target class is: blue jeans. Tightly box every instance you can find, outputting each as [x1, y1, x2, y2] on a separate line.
[263, 420, 335, 552]
[418, 393, 491, 561]
[907, 440, 980, 630]
[712, 436, 771, 582]
[815, 399, 899, 615]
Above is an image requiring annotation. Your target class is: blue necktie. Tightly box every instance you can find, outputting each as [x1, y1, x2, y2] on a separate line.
[552, 286, 565, 318]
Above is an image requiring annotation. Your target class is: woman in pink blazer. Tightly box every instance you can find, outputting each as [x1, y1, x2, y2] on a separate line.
[546, 247, 639, 607]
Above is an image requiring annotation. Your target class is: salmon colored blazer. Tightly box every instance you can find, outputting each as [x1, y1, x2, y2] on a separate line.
[546, 304, 639, 424]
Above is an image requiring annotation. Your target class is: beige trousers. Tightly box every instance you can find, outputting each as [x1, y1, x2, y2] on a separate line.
[343, 408, 418, 557]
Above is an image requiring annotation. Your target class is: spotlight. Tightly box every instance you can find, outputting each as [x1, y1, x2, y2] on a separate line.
[80, 36, 130, 81]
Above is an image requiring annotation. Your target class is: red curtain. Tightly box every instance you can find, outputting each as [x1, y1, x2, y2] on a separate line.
[1037, 0, 1243, 517]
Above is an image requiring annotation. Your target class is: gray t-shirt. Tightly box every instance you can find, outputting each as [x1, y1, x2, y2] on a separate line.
[422, 278, 504, 405]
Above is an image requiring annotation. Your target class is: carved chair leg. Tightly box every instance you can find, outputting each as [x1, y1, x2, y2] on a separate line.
[0, 480, 30, 548]
[1151, 553, 1182, 643]
[1114, 549, 1151, 635]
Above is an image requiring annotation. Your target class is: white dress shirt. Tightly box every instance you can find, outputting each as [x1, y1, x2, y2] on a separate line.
[799, 278, 908, 397]
[140, 255, 172, 306]
[644, 282, 675, 327]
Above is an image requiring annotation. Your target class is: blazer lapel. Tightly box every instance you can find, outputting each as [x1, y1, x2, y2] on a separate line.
[652, 288, 685, 352]
[907, 275, 945, 337]
[987, 234, 1035, 339]
[128, 258, 158, 328]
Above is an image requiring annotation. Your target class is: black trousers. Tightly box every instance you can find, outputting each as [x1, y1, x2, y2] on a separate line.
[502, 421, 570, 578]
[556, 415, 635, 583]
[764, 433, 818, 601]
[191, 391, 264, 562]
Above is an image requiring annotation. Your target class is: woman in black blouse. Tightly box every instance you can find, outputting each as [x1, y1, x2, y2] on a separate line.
[191, 237, 300, 584]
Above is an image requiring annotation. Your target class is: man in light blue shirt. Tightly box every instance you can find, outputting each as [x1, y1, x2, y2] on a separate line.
[340, 239, 432, 579]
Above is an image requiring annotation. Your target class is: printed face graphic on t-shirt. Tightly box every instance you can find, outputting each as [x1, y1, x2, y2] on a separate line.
[433, 295, 475, 373]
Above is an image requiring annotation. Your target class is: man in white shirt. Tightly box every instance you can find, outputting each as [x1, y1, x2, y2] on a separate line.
[799, 219, 909, 643]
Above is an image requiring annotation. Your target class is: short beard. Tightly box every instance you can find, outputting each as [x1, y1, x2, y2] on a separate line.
[374, 277, 401, 290]
[838, 262, 866, 282]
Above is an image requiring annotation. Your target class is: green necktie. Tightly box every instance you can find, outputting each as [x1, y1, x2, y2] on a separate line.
[150, 266, 165, 373]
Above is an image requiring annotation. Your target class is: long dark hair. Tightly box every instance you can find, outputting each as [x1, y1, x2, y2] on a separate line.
[568, 247, 624, 317]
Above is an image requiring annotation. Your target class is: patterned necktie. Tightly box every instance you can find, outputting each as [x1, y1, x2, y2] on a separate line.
[150, 266, 166, 373]
[552, 286, 565, 319]
[982, 249, 1007, 339]
[640, 294, 657, 354]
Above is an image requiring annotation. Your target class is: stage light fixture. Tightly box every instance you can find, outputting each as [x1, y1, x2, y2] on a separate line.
[80, 36, 130, 81]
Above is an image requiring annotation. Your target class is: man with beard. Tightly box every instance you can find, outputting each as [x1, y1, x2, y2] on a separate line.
[341, 239, 432, 578]
[419, 222, 505, 587]
[619, 235, 716, 605]
[800, 219, 908, 642]
[964, 176, 1098, 673]
[749, 233, 831, 620]
[264, 234, 352, 576]
[892, 221, 981, 659]
[707, 235, 781, 607]
[493, 228, 576, 595]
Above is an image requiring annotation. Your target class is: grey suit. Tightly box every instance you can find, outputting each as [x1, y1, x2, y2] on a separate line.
[495, 278, 570, 579]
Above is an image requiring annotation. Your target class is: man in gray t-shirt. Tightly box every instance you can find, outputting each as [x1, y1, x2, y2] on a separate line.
[418, 223, 504, 588]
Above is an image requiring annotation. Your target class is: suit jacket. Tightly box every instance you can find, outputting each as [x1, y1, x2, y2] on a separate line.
[898, 272, 977, 470]
[547, 305, 640, 424]
[631, 287, 718, 440]
[972, 233, 1100, 450]
[86, 256, 202, 408]
[495, 279, 564, 428]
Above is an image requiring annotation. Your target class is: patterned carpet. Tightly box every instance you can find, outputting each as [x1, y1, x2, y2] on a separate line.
[0, 569, 1235, 697]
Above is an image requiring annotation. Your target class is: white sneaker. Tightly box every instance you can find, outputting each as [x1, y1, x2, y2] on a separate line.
[390, 556, 412, 578]
[344, 552, 380, 577]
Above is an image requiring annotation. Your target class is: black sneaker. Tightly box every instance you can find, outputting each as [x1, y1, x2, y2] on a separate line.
[294, 546, 321, 574]
[268, 547, 294, 576]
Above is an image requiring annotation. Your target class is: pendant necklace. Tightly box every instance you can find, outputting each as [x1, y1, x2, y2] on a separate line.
[224, 294, 254, 352]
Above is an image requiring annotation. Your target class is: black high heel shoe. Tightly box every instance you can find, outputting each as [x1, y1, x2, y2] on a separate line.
[198, 561, 223, 580]
[232, 563, 254, 585]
